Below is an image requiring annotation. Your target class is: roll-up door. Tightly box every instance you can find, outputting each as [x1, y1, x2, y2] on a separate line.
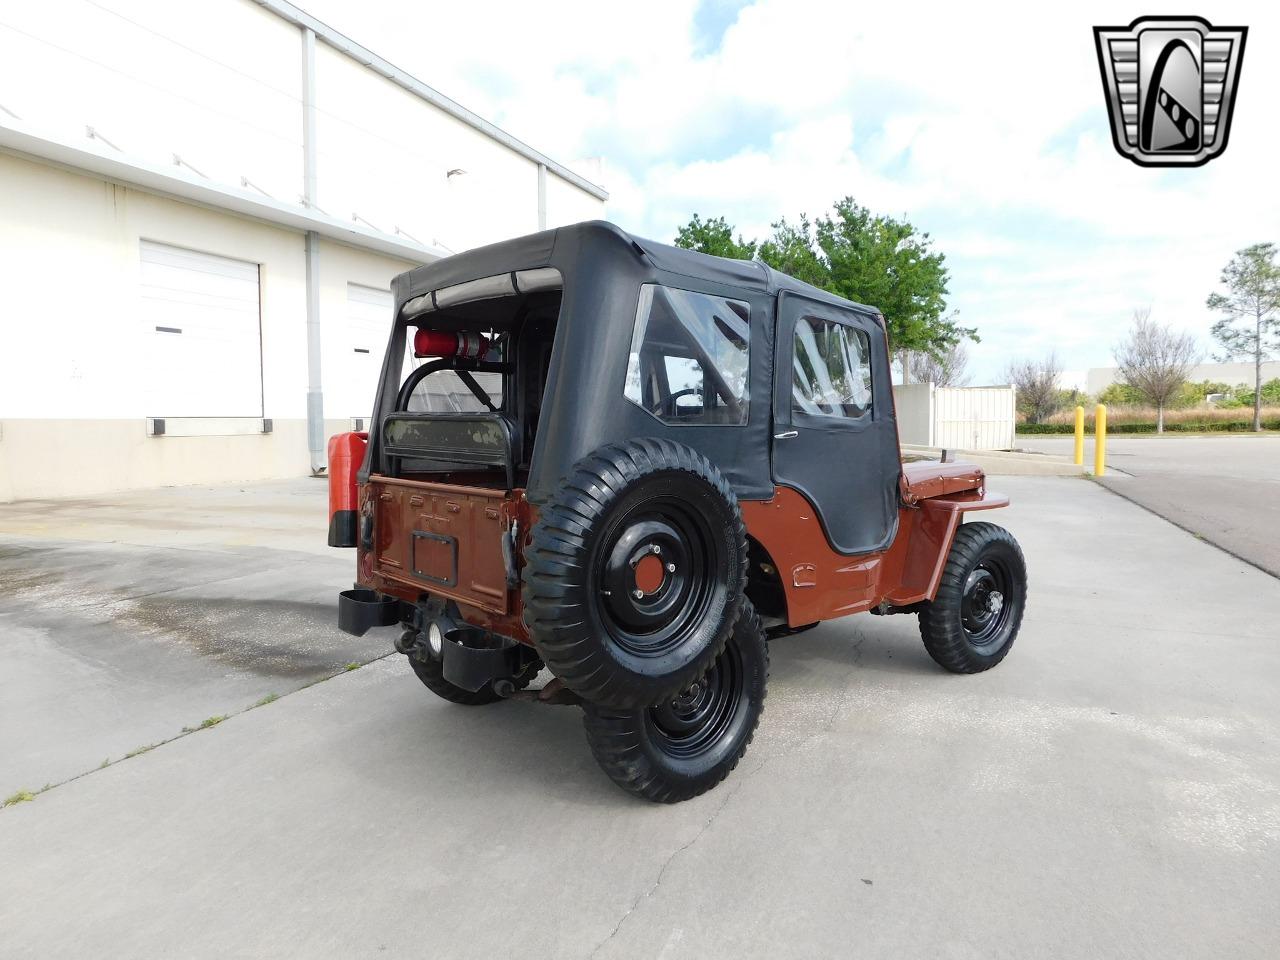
[329, 283, 393, 422]
[139, 241, 263, 417]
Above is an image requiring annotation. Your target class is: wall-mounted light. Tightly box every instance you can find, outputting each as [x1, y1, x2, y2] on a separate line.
[446, 168, 466, 179]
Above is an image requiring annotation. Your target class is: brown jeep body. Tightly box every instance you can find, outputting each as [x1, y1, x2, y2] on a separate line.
[330, 221, 1008, 673]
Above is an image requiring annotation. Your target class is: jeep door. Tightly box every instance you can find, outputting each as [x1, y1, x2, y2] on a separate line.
[770, 291, 900, 554]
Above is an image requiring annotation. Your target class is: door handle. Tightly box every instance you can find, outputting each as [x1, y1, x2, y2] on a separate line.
[774, 430, 798, 439]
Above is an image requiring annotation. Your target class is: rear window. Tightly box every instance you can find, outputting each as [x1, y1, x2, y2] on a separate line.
[623, 284, 750, 425]
[403, 369, 503, 413]
[401, 338, 505, 414]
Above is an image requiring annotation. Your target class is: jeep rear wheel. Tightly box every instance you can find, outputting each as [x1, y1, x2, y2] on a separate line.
[583, 601, 767, 803]
[918, 521, 1026, 673]
[523, 438, 747, 709]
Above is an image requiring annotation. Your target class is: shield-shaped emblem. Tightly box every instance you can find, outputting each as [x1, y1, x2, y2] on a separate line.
[1094, 16, 1247, 167]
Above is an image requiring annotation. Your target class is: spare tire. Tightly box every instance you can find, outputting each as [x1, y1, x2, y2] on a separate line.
[523, 438, 747, 709]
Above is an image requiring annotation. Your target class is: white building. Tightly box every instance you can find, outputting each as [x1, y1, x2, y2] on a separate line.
[1087, 361, 1280, 396]
[0, 0, 607, 502]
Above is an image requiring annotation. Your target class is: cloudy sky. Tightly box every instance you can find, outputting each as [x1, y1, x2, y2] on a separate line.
[301, 0, 1277, 384]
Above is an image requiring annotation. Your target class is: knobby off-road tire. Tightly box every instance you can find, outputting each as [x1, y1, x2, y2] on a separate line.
[523, 438, 747, 710]
[407, 654, 541, 706]
[583, 601, 768, 803]
[918, 521, 1027, 673]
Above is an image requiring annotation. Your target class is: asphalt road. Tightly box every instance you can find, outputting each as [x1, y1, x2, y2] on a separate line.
[1019, 434, 1280, 577]
[2, 477, 1279, 958]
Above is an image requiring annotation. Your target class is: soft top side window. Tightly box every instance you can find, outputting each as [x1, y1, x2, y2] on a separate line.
[623, 284, 750, 425]
[792, 316, 873, 420]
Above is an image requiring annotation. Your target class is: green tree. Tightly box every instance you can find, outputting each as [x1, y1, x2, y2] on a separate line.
[1226, 377, 1280, 407]
[673, 198, 973, 369]
[1097, 382, 1144, 406]
[1206, 243, 1280, 432]
[1185, 380, 1233, 404]
[811, 198, 968, 361]
[674, 214, 757, 260]
[756, 215, 830, 288]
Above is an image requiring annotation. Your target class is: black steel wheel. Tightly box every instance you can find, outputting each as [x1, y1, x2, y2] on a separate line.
[523, 438, 747, 709]
[918, 521, 1026, 673]
[406, 648, 540, 706]
[583, 601, 768, 803]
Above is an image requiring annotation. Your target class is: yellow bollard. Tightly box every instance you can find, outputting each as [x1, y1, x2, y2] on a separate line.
[1094, 403, 1107, 476]
[1073, 405, 1085, 465]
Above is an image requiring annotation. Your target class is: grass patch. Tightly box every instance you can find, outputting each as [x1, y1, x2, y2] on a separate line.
[125, 743, 159, 759]
[183, 715, 227, 733]
[3, 789, 36, 808]
[344, 662, 361, 672]
[255, 692, 279, 707]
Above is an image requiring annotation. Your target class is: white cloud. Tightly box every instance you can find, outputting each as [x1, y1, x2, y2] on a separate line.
[298, 0, 1279, 382]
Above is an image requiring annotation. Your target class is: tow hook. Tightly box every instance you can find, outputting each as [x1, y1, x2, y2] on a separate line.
[492, 678, 517, 698]
[497, 676, 583, 706]
[394, 628, 425, 658]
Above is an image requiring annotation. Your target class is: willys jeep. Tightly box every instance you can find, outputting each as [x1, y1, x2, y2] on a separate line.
[328, 221, 1026, 803]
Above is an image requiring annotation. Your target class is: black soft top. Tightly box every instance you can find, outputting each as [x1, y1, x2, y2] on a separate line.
[390, 220, 880, 322]
[373, 220, 891, 509]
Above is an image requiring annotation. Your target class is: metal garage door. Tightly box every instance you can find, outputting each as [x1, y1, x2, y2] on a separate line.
[139, 241, 263, 417]
[330, 283, 393, 423]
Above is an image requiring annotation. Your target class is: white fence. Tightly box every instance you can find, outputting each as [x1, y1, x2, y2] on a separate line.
[893, 383, 1017, 450]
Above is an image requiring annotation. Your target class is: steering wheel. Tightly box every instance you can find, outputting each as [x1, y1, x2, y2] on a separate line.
[659, 387, 703, 417]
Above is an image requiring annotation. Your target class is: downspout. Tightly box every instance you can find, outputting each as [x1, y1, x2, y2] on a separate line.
[302, 26, 325, 473]
[537, 163, 547, 231]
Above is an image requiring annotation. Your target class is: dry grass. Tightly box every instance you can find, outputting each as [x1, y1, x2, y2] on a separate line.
[1041, 404, 1280, 428]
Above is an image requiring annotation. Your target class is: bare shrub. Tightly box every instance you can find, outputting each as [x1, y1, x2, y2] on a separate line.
[908, 342, 971, 387]
[1113, 308, 1200, 432]
[1003, 353, 1062, 424]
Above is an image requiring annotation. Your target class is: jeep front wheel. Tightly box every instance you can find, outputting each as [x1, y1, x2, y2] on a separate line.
[523, 438, 747, 710]
[582, 601, 767, 803]
[917, 521, 1027, 673]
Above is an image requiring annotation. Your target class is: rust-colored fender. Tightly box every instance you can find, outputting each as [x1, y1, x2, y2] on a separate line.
[327, 432, 367, 547]
[882, 493, 1010, 606]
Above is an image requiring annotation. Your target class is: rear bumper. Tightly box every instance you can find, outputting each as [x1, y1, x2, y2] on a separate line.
[338, 588, 403, 636]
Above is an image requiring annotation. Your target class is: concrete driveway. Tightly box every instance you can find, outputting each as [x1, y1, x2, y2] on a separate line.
[2, 476, 1279, 958]
[0, 480, 388, 790]
[1018, 434, 1280, 576]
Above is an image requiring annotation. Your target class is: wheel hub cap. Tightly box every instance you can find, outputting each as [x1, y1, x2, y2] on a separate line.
[648, 643, 743, 759]
[633, 553, 666, 596]
[961, 561, 1012, 646]
[596, 508, 711, 657]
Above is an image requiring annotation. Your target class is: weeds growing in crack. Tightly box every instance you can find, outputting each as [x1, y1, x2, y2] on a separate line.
[183, 715, 226, 733]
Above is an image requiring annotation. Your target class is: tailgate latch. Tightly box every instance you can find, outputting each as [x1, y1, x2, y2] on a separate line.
[501, 518, 520, 589]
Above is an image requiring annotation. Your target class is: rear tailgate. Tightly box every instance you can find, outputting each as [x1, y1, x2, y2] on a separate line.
[369, 476, 514, 614]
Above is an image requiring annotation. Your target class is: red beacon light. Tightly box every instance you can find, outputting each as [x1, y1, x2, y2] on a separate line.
[413, 328, 489, 359]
